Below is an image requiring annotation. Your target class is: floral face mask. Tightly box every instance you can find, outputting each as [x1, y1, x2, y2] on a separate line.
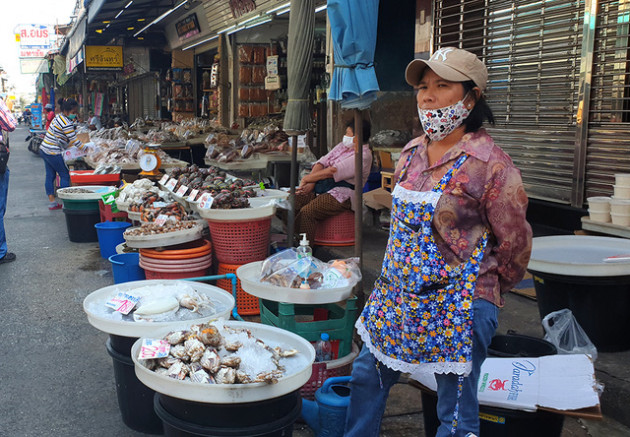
[417, 94, 471, 142]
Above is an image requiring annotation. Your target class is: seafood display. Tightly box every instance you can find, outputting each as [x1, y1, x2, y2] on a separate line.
[139, 321, 299, 385]
[204, 123, 291, 164]
[87, 282, 221, 322]
[125, 221, 200, 237]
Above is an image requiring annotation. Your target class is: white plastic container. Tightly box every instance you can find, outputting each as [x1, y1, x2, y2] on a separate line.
[610, 198, 630, 215]
[589, 210, 611, 222]
[587, 196, 611, 213]
[615, 173, 630, 186]
[611, 212, 630, 227]
[613, 185, 630, 199]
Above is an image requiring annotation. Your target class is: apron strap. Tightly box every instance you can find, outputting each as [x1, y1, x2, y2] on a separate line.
[432, 153, 469, 194]
[396, 147, 418, 183]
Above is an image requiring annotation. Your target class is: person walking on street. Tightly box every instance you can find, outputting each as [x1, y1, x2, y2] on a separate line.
[44, 103, 55, 131]
[344, 48, 532, 437]
[0, 95, 18, 264]
[40, 98, 85, 210]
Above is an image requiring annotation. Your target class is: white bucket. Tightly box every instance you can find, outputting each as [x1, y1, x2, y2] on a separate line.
[587, 196, 611, 213]
[611, 212, 630, 226]
[613, 185, 630, 199]
[589, 210, 611, 222]
[614, 173, 630, 186]
[610, 199, 630, 215]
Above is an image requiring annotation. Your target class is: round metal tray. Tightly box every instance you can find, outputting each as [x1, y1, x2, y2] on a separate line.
[83, 279, 235, 337]
[57, 185, 116, 200]
[124, 225, 203, 248]
[236, 261, 354, 304]
[131, 321, 315, 403]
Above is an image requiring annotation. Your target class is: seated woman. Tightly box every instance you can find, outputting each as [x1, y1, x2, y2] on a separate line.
[294, 119, 372, 245]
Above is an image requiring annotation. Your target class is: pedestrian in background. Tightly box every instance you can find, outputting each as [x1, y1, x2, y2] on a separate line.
[40, 98, 85, 210]
[88, 112, 102, 130]
[44, 103, 55, 131]
[0, 95, 18, 264]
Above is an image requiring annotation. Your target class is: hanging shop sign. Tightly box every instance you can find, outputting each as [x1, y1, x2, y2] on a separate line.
[19, 48, 49, 58]
[229, 0, 256, 18]
[19, 58, 48, 74]
[85, 46, 123, 71]
[176, 13, 201, 41]
[15, 24, 53, 48]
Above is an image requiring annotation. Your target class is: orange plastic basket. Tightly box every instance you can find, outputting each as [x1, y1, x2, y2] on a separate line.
[314, 211, 355, 246]
[216, 262, 260, 315]
[207, 218, 271, 264]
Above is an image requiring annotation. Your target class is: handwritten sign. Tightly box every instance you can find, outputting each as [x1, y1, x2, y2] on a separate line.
[105, 292, 140, 315]
[198, 192, 214, 209]
[187, 189, 199, 202]
[159, 174, 170, 185]
[154, 214, 169, 226]
[166, 179, 178, 191]
[176, 185, 188, 197]
[138, 339, 171, 359]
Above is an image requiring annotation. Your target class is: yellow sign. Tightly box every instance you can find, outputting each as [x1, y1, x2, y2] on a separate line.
[85, 45, 123, 70]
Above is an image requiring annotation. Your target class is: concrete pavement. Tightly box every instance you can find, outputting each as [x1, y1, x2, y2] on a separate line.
[1, 124, 628, 436]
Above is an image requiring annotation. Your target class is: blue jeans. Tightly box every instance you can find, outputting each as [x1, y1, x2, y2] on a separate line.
[344, 299, 499, 437]
[0, 168, 9, 258]
[40, 151, 69, 196]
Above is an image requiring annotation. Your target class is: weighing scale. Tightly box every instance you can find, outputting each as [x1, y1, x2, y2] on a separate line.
[139, 144, 162, 177]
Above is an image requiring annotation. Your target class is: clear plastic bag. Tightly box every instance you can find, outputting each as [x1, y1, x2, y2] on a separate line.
[542, 308, 598, 361]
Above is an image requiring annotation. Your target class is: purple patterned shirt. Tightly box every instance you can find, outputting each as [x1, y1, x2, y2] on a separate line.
[316, 142, 372, 209]
[394, 129, 532, 307]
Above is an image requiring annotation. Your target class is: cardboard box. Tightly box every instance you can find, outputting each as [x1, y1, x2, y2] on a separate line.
[413, 354, 600, 413]
[364, 188, 392, 210]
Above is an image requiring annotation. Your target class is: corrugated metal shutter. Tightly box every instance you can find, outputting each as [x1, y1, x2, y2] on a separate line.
[585, 0, 630, 199]
[128, 75, 158, 121]
[433, 0, 584, 204]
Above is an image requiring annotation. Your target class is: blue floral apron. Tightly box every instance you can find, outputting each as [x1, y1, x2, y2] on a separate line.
[356, 148, 489, 432]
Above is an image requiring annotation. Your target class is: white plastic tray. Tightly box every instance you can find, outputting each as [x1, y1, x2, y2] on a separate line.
[236, 261, 354, 304]
[196, 199, 276, 222]
[204, 158, 267, 170]
[254, 188, 289, 201]
[57, 185, 116, 200]
[83, 280, 235, 337]
[528, 235, 630, 277]
[131, 320, 315, 403]
[124, 225, 203, 248]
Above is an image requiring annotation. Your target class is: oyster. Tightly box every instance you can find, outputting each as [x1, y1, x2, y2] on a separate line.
[165, 331, 187, 345]
[224, 341, 242, 352]
[220, 356, 241, 368]
[253, 370, 284, 384]
[275, 347, 299, 358]
[190, 367, 213, 384]
[158, 356, 180, 369]
[235, 370, 252, 384]
[167, 361, 188, 380]
[200, 348, 221, 373]
[214, 367, 236, 384]
[184, 338, 206, 362]
[199, 326, 222, 347]
[170, 344, 187, 360]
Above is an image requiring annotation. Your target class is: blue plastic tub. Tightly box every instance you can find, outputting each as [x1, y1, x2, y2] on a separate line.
[95, 221, 132, 259]
[108, 253, 145, 284]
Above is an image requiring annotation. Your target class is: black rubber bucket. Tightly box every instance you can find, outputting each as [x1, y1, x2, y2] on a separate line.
[154, 391, 301, 436]
[530, 270, 630, 352]
[63, 208, 101, 243]
[105, 339, 164, 435]
[109, 334, 138, 356]
[421, 333, 564, 437]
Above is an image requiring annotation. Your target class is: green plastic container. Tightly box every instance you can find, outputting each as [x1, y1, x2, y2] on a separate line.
[62, 198, 100, 211]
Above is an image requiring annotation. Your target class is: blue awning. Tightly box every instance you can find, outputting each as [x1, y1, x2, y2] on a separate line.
[327, 0, 380, 110]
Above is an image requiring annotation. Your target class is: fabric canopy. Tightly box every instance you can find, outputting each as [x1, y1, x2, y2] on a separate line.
[283, 0, 315, 134]
[328, 0, 380, 110]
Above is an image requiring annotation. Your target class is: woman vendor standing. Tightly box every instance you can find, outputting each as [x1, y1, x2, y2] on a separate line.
[293, 119, 372, 245]
[344, 48, 532, 437]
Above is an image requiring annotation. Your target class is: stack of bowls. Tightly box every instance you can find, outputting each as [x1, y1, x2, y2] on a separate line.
[138, 239, 213, 280]
[587, 196, 611, 222]
[612, 174, 630, 226]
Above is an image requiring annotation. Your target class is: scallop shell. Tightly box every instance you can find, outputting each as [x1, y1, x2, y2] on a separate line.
[184, 338, 205, 362]
[200, 348, 221, 373]
[167, 361, 188, 380]
[214, 367, 236, 384]
[165, 331, 187, 345]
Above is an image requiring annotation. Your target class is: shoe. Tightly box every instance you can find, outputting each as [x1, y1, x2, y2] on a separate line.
[48, 203, 63, 210]
[0, 253, 16, 264]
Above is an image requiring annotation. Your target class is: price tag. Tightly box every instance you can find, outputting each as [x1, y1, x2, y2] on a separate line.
[166, 179, 178, 191]
[159, 174, 170, 185]
[187, 189, 199, 202]
[154, 214, 169, 226]
[105, 292, 140, 315]
[152, 201, 168, 208]
[198, 192, 214, 209]
[138, 339, 171, 359]
[176, 185, 189, 196]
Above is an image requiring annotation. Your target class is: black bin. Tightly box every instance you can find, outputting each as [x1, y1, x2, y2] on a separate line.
[154, 391, 301, 436]
[63, 208, 101, 242]
[421, 333, 564, 437]
[106, 339, 164, 435]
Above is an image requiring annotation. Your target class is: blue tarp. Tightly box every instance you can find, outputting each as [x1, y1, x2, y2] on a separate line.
[327, 0, 380, 110]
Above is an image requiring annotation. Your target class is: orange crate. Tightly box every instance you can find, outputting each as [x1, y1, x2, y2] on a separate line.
[314, 211, 355, 246]
[216, 262, 260, 315]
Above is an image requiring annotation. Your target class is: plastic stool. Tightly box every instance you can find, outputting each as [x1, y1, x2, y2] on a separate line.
[314, 211, 355, 247]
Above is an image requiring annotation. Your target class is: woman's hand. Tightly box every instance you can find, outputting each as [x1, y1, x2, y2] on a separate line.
[296, 182, 315, 195]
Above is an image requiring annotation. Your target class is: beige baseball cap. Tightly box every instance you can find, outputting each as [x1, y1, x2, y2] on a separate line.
[405, 47, 488, 91]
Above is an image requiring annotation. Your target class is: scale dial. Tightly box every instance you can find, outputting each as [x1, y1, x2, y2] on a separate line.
[139, 153, 159, 172]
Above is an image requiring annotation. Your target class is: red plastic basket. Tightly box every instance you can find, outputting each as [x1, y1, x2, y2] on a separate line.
[314, 211, 355, 246]
[207, 218, 271, 264]
[216, 262, 260, 315]
[300, 342, 359, 400]
[99, 200, 129, 223]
